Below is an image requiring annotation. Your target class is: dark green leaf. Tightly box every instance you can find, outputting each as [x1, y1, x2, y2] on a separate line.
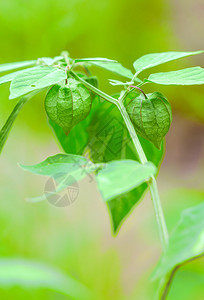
[126, 92, 172, 149]
[49, 119, 89, 155]
[96, 160, 156, 201]
[0, 60, 36, 73]
[9, 66, 67, 99]
[45, 78, 92, 134]
[85, 100, 164, 232]
[147, 67, 204, 85]
[0, 258, 92, 300]
[133, 51, 203, 74]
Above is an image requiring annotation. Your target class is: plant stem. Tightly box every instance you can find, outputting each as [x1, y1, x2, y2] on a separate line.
[117, 102, 168, 250]
[130, 85, 147, 99]
[116, 101, 147, 163]
[69, 71, 118, 105]
[70, 69, 169, 250]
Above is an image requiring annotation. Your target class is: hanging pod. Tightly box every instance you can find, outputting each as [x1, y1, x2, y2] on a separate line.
[126, 91, 172, 149]
[45, 78, 92, 134]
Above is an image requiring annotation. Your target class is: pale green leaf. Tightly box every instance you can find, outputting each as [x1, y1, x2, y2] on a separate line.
[0, 258, 92, 300]
[21, 153, 89, 176]
[96, 160, 156, 201]
[0, 60, 36, 73]
[9, 66, 67, 99]
[147, 67, 204, 85]
[0, 67, 39, 86]
[74, 57, 116, 63]
[37, 56, 63, 66]
[108, 79, 135, 86]
[86, 61, 134, 79]
[133, 51, 203, 74]
[20, 153, 101, 202]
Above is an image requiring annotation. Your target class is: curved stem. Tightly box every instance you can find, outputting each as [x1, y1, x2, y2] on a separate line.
[70, 69, 169, 250]
[130, 85, 147, 99]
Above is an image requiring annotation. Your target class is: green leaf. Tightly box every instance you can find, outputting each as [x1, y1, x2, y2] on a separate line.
[96, 160, 156, 201]
[0, 67, 40, 86]
[126, 92, 172, 149]
[0, 60, 36, 73]
[37, 56, 63, 66]
[20, 153, 101, 202]
[147, 67, 204, 85]
[74, 57, 116, 63]
[9, 66, 67, 99]
[85, 60, 134, 79]
[45, 78, 92, 134]
[49, 119, 89, 155]
[133, 51, 203, 74]
[0, 91, 39, 154]
[0, 258, 92, 300]
[21, 153, 89, 176]
[108, 79, 135, 86]
[85, 99, 164, 232]
[152, 202, 204, 298]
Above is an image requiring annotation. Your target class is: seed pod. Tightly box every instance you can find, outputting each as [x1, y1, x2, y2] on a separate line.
[45, 78, 92, 134]
[126, 91, 172, 149]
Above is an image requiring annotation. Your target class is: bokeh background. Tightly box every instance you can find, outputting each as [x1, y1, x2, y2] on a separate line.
[0, 0, 204, 299]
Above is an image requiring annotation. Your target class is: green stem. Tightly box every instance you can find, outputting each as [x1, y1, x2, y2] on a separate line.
[117, 102, 168, 250]
[70, 70, 169, 250]
[69, 71, 117, 105]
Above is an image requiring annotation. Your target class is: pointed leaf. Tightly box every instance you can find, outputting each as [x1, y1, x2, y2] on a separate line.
[147, 67, 204, 85]
[133, 51, 203, 74]
[21, 153, 89, 176]
[49, 119, 89, 155]
[74, 57, 116, 63]
[9, 66, 67, 99]
[20, 153, 101, 202]
[0, 67, 40, 86]
[45, 78, 92, 134]
[0, 258, 92, 300]
[37, 56, 63, 66]
[86, 61, 134, 79]
[96, 160, 156, 201]
[0, 60, 36, 73]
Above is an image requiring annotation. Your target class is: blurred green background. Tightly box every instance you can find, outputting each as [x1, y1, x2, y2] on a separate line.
[0, 0, 204, 299]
